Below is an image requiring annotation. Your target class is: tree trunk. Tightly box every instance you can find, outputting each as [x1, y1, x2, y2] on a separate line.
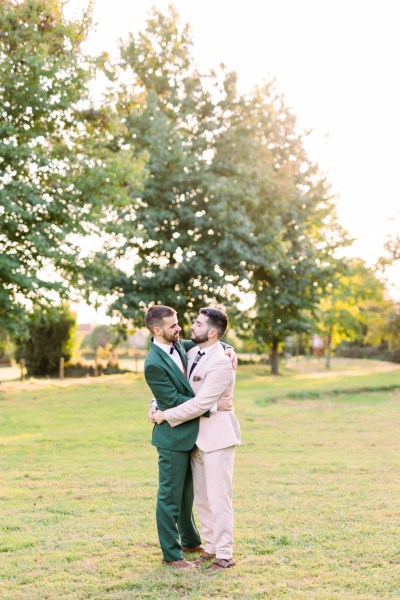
[270, 340, 279, 375]
[59, 356, 64, 380]
[325, 327, 333, 369]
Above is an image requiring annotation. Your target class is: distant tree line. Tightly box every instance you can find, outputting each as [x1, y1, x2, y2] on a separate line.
[1, 0, 399, 374]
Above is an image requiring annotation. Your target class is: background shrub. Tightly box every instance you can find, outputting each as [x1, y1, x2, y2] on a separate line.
[15, 305, 76, 376]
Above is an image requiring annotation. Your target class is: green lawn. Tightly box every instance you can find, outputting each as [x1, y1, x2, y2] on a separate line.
[1, 359, 400, 599]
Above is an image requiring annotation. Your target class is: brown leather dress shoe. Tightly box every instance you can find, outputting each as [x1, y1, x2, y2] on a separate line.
[182, 545, 204, 553]
[195, 552, 216, 565]
[206, 558, 235, 572]
[162, 558, 196, 568]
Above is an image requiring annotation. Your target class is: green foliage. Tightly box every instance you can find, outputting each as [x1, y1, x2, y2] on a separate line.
[88, 6, 349, 360]
[335, 298, 400, 359]
[0, 1, 373, 377]
[94, 6, 248, 324]
[0, 0, 142, 334]
[15, 304, 76, 376]
[384, 303, 400, 348]
[0, 328, 14, 363]
[210, 82, 350, 372]
[316, 258, 390, 350]
[0, 0, 88, 331]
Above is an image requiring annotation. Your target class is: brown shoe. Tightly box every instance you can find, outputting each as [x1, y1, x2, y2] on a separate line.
[206, 558, 235, 572]
[162, 558, 196, 568]
[182, 545, 204, 553]
[195, 552, 216, 565]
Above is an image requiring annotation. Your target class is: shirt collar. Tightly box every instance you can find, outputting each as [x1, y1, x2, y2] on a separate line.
[153, 338, 175, 353]
[196, 341, 218, 355]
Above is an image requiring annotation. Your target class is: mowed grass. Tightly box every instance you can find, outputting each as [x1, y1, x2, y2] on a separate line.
[1, 359, 400, 599]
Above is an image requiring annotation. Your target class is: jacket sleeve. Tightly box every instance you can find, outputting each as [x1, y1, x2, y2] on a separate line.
[181, 339, 196, 352]
[163, 358, 233, 426]
[144, 364, 193, 410]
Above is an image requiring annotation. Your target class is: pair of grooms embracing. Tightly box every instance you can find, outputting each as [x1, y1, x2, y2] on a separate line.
[143, 305, 241, 572]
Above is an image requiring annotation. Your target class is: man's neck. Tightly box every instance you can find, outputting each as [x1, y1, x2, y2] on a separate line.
[198, 338, 219, 350]
[154, 335, 172, 346]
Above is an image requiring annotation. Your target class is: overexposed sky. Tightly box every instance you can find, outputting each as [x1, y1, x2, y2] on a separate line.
[65, 0, 400, 318]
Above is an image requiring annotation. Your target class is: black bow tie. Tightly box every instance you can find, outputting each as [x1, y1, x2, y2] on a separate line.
[169, 343, 176, 355]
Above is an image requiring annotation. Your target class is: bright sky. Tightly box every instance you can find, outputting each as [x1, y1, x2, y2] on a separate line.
[65, 0, 400, 318]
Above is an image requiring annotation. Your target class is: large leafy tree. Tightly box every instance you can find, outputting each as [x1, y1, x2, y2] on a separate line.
[0, 0, 138, 334]
[82, 6, 348, 364]
[383, 303, 400, 349]
[315, 259, 387, 368]
[209, 83, 349, 373]
[93, 7, 249, 328]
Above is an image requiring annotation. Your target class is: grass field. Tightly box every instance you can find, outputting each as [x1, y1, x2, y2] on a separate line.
[1, 358, 399, 599]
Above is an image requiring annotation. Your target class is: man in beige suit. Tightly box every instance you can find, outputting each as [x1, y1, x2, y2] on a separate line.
[154, 308, 241, 571]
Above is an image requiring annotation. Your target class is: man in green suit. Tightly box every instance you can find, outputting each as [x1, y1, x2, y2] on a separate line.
[144, 305, 233, 568]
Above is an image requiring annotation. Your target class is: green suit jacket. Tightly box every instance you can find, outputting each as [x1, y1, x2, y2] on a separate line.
[144, 338, 199, 451]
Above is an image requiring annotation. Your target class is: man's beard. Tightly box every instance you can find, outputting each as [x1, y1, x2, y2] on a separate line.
[191, 331, 209, 344]
[161, 329, 180, 344]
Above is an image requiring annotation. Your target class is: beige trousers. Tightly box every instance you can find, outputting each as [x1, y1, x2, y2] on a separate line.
[191, 445, 235, 559]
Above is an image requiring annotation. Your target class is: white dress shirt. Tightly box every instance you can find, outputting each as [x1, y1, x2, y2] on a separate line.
[153, 339, 185, 373]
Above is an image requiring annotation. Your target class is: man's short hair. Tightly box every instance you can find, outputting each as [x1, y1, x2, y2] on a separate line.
[200, 307, 228, 338]
[144, 305, 176, 333]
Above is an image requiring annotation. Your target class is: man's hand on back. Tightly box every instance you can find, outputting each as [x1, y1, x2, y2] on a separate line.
[154, 410, 166, 424]
[217, 391, 233, 411]
[148, 405, 157, 423]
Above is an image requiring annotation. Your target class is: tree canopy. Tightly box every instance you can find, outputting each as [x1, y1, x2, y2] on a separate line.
[2, 2, 393, 373]
[0, 0, 140, 333]
[83, 7, 349, 369]
[86, 7, 251, 327]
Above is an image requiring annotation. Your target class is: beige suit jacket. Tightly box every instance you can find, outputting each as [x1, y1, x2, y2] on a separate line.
[163, 342, 241, 452]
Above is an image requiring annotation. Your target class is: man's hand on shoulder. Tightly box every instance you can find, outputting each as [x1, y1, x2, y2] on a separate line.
[224, 346, 238, 370]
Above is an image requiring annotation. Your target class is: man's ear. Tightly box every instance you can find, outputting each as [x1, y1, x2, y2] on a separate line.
[208, 327, 218, 339]
[153, 326, 161, 336]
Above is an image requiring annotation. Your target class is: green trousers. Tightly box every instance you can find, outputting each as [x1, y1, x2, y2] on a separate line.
[156, 447, 201, 562]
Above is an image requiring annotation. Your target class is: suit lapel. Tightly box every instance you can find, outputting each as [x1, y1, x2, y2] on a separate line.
[150, 340, 192, 394]
[190, 342, 221, 380]
[175, 339, 188, 369]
